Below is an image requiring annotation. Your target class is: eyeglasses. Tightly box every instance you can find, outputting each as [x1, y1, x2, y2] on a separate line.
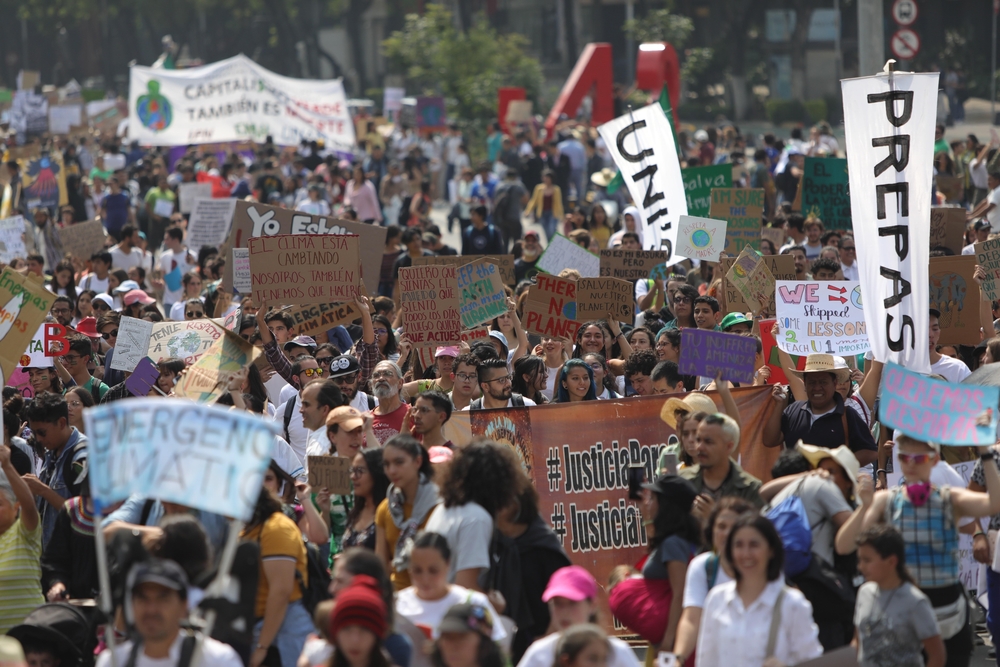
[186, 311, 205, 318]
[373, 328, 388, 337]
[62, 354, 85, 363]
[66, 400, 84, 408]
[371, 370, 396, 380]
[93, 303, 111, 311]
[349, 467, 367, 477]
[486, 374, 512, 385]
[841, 246, 856, 252]
[455, 372, 477, 382]
[898, 452, 934, 465]
[316, 356, 335, 366]
[673, 296, 692, 305]
[332, 373, 358, 384]
[300, 368, 324, 378]
[586, 363, 603, 372]
[101, 329, 119, 340]
[51, 307, 71, 315]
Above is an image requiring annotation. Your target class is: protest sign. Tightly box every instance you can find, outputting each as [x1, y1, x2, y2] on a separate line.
[679, 329, 757, 384]
[178, 182, 213, 214]
[879, 362, 999, 446]
[937, 175, 964, 203]
[842, 71, 936, 374]
[412, 254, 516, 285]
[125, 358, 161, 397]
[284, 301, 360, 338]
[248, 233, 361, 306]
[110, 316, 154, 372]
[760, 318, 805, 385]
[576, 277, 634, 323]
[461, 326, 491, 345]
[223, 201, 386, 294]
[232, 248, 251, 294]
[57, 220, 106, 260]
[761, 226, 785, 250]
[931, 207, 967, 255]
[146, 319, 224, 364]
[398, 265, 461, 347]
[0, 215, 26, 263]
[153, 198, 175, 218]
[383, 87, 404, 116]
[174, 328, 260, 403]
[682, 164, 732, 218]
[537, 234, 600, 278]
[505, 100, 533, 124]
[801, 158, 851, 229]
[0, 268, 54, 379]
[676, 215, 727, 262]
[187, 197, 238, 250]
[48, 105, 83, 134]
[457, 259, 507, 329]
[598, 103, 687, 256]
[775, 280, 869, 356]
[128, 55, 355, 151]
[725, 245, 775, 315]
[18, 323, 70, 369]
[711, 188, 763, 253]
[523, 273, 580, 339]
[85, 399, 278, 520]
[929, 254, 979, 346]
[720, 255, 794, 319]
[415, 96, 447, 133]
[977, 237, 1000, 301]
[307, 456, 352, 494]
[599, 249, 670, 281]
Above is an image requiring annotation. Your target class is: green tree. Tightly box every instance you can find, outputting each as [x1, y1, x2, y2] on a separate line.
[622, 8, 694, 46]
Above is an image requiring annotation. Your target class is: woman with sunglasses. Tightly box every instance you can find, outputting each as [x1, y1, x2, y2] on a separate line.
[181, 298, 206, 320]
[168, 271, 204, 321]
[663, 285, 699, 329]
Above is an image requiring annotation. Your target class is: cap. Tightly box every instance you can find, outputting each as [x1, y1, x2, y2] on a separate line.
[437, 603, 494, 638]
[719, 312, 751, 331]
[524, 230, 540, 241]
[327, 354, 361, 378]
[489, 330, 509, 350]
[326, 406, 365, 431]
[974, 220, 991, 231]
[92, 293, 115, 310]
[694, 129, 709, 142]
[73, 316, 99, 338]
[929, 307, 942, 319]
[329, 575, 387, 639]
[113, 280, 140, 294]
[642, 474, 698, 512]
[428, 446, 454, 463]
[542, 565, 597, 602]
[283, 335, 317, 352]
[129, 558, 188, 598]
[435, 346, 460, 359]
[123, 289, 156, 306]
[422, 232, 440, 244]
[660, 392, 718, 429]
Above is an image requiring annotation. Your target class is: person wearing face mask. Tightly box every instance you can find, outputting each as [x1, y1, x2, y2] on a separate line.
[515, 232, 544, 283]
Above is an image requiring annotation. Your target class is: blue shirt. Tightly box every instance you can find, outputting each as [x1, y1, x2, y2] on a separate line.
[38, 428, 87, 547]
[101, 192, 131, 234]
[461, 223, 505, 255]
[102, 494, 230, 555]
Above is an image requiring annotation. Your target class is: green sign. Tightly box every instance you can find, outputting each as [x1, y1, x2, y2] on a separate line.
[682, 164, 732, 218]
[802, 157, 851, 230]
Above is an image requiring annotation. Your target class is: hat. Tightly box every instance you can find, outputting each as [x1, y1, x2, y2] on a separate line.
[642, 474, 697, 512]
[6, 603, 91, 667]
[929, 307, 942, 319]
[283, 335, 317, 353]
[92, 293, 115, 310]
[123, 289, 155, 306]
[660, 392, 718, 429]
[428, 446, 454, 463]
[489, 330, 509, 351]
[438, 603, 494, 638]
[524, 230, 540, 241]
[590, 168, 616, 188]
[326, 406, 365, 431]
[329, 575, 387, 639]
[795, 442, 860, 497]
[974, 220, 992, 231]
[327, 355, 361, 378]
[790, 353, 851, 383]
[113, 280, 140, 294]
[435, 346, 460, 359]
[73, 316, 99, 338]
[720, 312, 751, 331]
[694, 129, 710, 142]
[542, 565, 597, 602]
[0, 636, 26, 667]
[129, 558, 189, 598]
[422, 232, 440, 245]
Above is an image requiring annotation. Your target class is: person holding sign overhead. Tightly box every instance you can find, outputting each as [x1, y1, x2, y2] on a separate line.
[0, 444, 42, 634]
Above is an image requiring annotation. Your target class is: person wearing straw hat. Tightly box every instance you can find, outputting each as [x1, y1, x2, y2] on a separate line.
[762, 354, 878, 467]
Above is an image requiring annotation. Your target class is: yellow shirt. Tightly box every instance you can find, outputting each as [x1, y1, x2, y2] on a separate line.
[242, 512, 307, 618]
[376, 497, 432, 590]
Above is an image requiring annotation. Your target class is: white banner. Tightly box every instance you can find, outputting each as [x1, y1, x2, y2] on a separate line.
[775, 280, 870, 356]
[597, 104, 687, 258]
[841, 71, 936, 374]
[127, 54, 356, 150]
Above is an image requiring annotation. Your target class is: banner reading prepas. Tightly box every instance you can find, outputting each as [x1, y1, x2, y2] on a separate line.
[85, 399, 278, 520]
[842, 70, 937, 374]
[775, 280, 870, 356]
[128, 54, 356, 150]
[597, 103, 687, 258]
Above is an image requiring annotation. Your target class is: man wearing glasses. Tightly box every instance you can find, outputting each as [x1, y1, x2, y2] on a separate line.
[448, 353, 481, 411]
[368, 361, 409, 445]
[49, 297, 74, 328]
[839, 238, 859, 281]
[272, 356, 327, 461]
[327, 354, 378, 413]
[52, 335, 108, 402]
[97, 312, 124, 388]
[466, 357, 536, 410]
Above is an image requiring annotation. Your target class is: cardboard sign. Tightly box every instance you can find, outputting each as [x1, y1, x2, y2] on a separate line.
[178, 182, 213, 214]
[187, 197, 238, 250]
[18, 323, 70, 368]
[415, 96, 447, 132]
[57, 220, 106, 260]
[576, 277, 633, 323]
[801, 158, 851, 229]
[523, 273, 580, 339]
[174, 328, 260, 403]
[461, 326, 491, 344]
[505, 100, 533, 124]
[682, 164, 732, 218]
[458, 259, 507, 329]
[232, 247, 251, 294]
[936, 175, 964, 203]
[0, 215, 26, 263]
[932, 207, 968, 255]
[412, 254, 516, 285]
[929, 255, 978, 346]
[599, 249, 671, 281]
[85, 398, 278, 519]
[110, 316, 154, 372]
[720, 255, 795, 319]
[725, 245, 775, 315]
[761, 226, 785, 251]
[879, 362, 999, 446]
[977, 237, 1000, 301]
[307, 455, 352, 494]
[283, 301, 360, 338]
[146, 319, 224, 364]
[223, 201, 387, 294]
[710, 188, 764, 253]
[398, 265, 461, 347]
[248, 233, 362, 306]
[0, 268, 54, 379]
[775, 281, 869, 356]
[125, 358, 161, 397]
[678, 328, 757, 384]
[536, 234, 601, 278]
[676, 215, 727, 262]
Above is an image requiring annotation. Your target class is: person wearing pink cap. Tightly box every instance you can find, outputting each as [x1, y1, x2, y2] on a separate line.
[516, 566, 640, 667]
[404, 346, 458, 397]
[122, 289, 156, 320]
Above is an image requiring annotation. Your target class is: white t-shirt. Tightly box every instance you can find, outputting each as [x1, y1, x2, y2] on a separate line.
[96, 635, 242, 667]
[682, 551, 734, 609]
[971, 157, 989, 190]
[396, 585, 507, 640]
[424, 502, 493, 581]
[79, 273, 110, 294]
[542, 364, 561, 400]
[272, 395, 309, 462]
[962, 243, 977, 256]
[169, 296, 204, 322]
[110, 245, 145, 272]
[306, 427, 330, 459]
[159, 247, 198, 306]
[987, 187, 1000, 233]
[517, 632, 641, 667]
[931, 354, 972, 383]
[350, 391, 378, 412]
[461, 396, 537, 410]
[840, 262, 859, 281]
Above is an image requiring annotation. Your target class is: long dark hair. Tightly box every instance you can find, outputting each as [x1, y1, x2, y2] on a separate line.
[245, 487, 284, 532]
[49, 260, 78, 301]
[431, 632, 504, 667]
[75, 289, 97, 320]
[856, 524, 913, 584]
[346, 448, 390, 527]
[555, 359, 598, 403]
[725, 513, 784, 582]
[245, 363, 269, 409]
[581, 352, 617, 396]
[383, 434, 434, 480]
[572, 320, 619, 359]
[649, 489, 702, 552]
[437, 439, 523, 518]
[372, 314, 398, 357]
[512, 355, 547, 403]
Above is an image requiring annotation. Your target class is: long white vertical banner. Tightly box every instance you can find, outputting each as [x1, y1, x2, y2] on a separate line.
[597, 104, 687, 259]
[841, 71, 937, 374]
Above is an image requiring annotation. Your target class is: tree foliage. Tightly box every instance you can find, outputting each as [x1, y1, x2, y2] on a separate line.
[622, 8, 694, 48]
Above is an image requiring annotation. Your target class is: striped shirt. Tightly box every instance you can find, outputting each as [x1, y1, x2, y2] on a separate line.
[0, 518, 43, 633]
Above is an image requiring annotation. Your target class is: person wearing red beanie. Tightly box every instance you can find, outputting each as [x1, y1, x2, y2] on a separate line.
[329, 575, 391, 667]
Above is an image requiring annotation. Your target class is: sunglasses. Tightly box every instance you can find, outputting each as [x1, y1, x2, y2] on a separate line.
[300, 368, 324, 378]
[316, 357, 335, 365]
[898, 452, 934, 465]
[841, 246, 856, 251]
[62, 354, 86, 363]
[673, 296, 692, 305]
[101, 329, 119, 340]
[186, 311, 205, 318]
[93, 303, 111, 311]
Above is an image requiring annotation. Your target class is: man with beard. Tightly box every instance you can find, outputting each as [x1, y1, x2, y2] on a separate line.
[514, 231, 543, 283]
[367, 361, 409, 445]
[782, 244, 809, 280]
[466, 357, 536, 410]
[49, 297, 74, 328]
[409, 391, 454, 449]
[327, 354, 378, 412]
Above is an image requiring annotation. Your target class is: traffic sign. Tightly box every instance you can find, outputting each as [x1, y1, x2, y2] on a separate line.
[892, 0, 918, 26]
[891, 28, 921, 60]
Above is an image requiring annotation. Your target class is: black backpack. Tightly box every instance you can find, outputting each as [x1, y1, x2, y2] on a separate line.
[299, 541, 332, 614]
[398, 195, 414, 225]
[282, 396, 297, 443]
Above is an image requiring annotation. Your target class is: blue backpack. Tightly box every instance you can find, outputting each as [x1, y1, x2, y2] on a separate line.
[766, 482, 813, 577]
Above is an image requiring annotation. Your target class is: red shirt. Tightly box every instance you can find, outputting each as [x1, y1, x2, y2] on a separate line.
[371, 403, 409, 445]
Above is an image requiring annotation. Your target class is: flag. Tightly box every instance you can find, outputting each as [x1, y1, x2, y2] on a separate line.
[607, 86, 679, 194]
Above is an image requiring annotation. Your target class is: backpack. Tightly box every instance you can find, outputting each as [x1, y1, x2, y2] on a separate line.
[283, 396, 297, 443]
[299, 540, 332, 615]
[766, 481, 813, 577]
[61, 438, 89, 497]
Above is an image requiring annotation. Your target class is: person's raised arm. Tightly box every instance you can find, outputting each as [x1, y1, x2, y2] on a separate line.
[771, 321, 806, 401]
[356, 295, 375, 345]
[52, 357, 73, 387]
[1, 446, 37, 531]
[952, 445, 1000, 518]
[607, 316, 632, 360]
[974, 265, 998, 339]
[856, 360, 883, 419]
[761, 384, 788, 448]
[715, 372, 742, 436]
[638, 278, 663, 311]
[507, 298, 530, 364]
